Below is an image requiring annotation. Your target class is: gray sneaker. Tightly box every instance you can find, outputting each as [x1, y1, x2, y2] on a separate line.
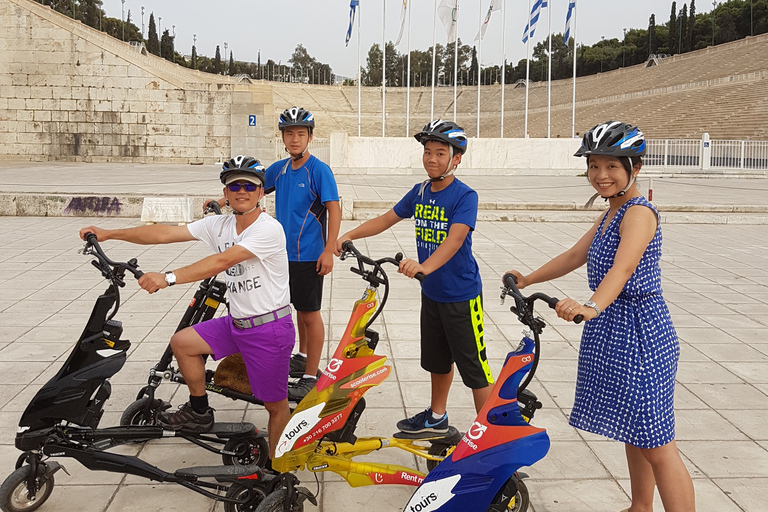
[158, 402, 214, 433]
[287, 377, 317, 402]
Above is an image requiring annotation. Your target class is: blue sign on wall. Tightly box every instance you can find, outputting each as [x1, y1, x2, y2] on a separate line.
[703, 141, 710, 148]
[248, 115, 256, 126]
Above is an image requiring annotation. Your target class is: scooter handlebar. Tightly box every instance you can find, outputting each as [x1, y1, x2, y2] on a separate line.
[84, 235, 143, 279]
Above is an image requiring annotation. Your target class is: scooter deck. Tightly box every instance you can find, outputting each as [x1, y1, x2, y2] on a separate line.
[168, 422, 257, 437]
[175, 463, 263, 481]
[392, 425, 462, 442]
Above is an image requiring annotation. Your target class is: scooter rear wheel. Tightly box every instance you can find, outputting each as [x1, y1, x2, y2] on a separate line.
[250, 489, 303, 512]
[222, 436, 269, 467]
[223, 483, 268, 512]
[491, 477, 529, 512]
[426, 442, 457, 472]
[0, 465, 55, 512]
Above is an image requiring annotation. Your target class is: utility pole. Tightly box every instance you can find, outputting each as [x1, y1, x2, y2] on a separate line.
[623, 28, 627, 67]
[121, 0, 125, 41]
[711, 1, 717, 46]
[600, 35, 605, 72]
[158, 17, 162, 57]
[141, 6, 145, 40]
[224, 42, 228, 74]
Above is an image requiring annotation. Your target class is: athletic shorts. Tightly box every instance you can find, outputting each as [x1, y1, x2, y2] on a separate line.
[289, 261, 324, 312]
[420, 292, 494, 389]
[193, 313, 295, 402]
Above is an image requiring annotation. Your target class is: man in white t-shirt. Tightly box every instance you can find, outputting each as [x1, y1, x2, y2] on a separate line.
[79, 156, 294, 459]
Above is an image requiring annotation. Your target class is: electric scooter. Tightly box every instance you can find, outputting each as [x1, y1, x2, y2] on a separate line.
[0, 234, 311, 512]
[400, 274, 583, 512]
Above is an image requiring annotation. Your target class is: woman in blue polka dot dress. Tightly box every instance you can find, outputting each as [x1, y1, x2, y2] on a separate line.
[505, 122, 695, 512]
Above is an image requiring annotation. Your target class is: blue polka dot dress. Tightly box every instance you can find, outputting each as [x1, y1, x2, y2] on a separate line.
[568, 196, 680, 449]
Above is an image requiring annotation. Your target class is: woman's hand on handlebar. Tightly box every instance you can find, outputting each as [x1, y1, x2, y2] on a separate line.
[555, 298, 597, 323]
[502, 270, 528, 289]
[79, 226, 109, 242]
[138, 272, 168, 294]
[335, 234, 353, 257]
[398, 258, 426, 279]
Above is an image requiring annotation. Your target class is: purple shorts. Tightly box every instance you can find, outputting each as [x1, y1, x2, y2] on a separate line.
[193, 313, 295, 403]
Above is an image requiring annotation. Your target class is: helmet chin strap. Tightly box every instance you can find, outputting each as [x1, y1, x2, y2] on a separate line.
[225, 199, 261, 216]
[584, 175, 636, 208]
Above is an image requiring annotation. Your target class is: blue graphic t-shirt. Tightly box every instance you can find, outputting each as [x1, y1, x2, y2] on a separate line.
[393, 179, 482, 303]
[265, 155, 340, 262]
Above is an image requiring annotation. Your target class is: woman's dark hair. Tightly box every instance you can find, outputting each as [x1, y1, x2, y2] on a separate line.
[586, 155, 643, 176]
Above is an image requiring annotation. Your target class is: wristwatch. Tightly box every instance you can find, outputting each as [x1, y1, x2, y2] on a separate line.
[583, 300, 601, 317]
[164, 271, 177, 287]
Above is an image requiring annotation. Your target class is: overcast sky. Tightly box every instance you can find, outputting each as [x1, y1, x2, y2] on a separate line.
[102, 0, 712, 78]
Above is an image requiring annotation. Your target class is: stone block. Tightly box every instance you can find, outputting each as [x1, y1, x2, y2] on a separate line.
[51, 110, 68, 122]
[12, 84, 30, 98]
[8, 98, 25, 110]
[16, 110, 33, 121]
[120, 112, 138, 124]
[29, 86, 52, 99]
[68, 110, 85, 123]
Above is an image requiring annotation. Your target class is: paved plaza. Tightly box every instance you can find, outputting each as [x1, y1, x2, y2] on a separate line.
[0, 168, 767, 511]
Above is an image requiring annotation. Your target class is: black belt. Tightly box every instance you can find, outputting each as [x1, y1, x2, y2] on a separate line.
[232, 305, 292, 329]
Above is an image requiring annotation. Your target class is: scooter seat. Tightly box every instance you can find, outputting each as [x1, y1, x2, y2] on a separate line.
[174, 463, 263, 482]
[393, 425, 462, 442]
[206, 422, 257, 437]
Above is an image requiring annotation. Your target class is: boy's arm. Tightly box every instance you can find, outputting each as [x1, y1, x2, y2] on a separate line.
[317, 200, 341, 275]
[138, 245, 254, 294]
[79, 224, 195, 245]
[336, 209, 403, 254]
[398, 223, 469, 278]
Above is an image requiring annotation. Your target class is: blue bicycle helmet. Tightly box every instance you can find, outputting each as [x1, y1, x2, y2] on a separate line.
[575, 121, 646, 158]
[414, 120, 468, 155]
[278, 107, 315, 135]
[220, 155, 265, 186]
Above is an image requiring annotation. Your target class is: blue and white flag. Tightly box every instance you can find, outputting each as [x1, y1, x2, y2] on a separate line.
[563, 0, 576, 44]
[522, 0, 548, 44]
[345, 0, 359, 47]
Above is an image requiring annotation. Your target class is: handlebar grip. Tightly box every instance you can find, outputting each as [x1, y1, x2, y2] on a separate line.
[573, 314, 584, 324]
[342, 240, 354, 252]
[414, 272, 425, 282]
[503, 273, 518, 289]
[85, 232, 97, 244]
[134, 270, 144, 279]
[548, 296, 584, 324]
[395, 252, 403, 262]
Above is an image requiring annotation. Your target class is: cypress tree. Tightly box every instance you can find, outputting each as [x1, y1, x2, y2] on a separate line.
[213, 45, 222, 74]
[669, 2, 678, 54]
[147, 13, 159, 55]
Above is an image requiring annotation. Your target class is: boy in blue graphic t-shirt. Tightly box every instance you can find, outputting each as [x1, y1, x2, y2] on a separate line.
[336, 120, 493, 434]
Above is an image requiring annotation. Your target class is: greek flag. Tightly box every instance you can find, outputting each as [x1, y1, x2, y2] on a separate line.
[522, 0, 548, 44]
[564, 0, 576, 44]
[345, 0, 359, 47]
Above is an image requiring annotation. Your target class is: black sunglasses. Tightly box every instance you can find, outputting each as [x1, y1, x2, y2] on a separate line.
[227, 182, 260, 192]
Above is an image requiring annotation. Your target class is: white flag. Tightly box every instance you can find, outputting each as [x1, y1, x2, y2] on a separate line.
[438, 0, 458, 44]
[522, 0, 547, 44]
[564, 0, 576, 44]
[475, 0, 500, 42]
[395, 0, 408, 46]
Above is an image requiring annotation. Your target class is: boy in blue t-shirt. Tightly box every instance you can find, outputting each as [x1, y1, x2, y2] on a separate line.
[265, 107, 341, 401]
[336, 120, 493, 434]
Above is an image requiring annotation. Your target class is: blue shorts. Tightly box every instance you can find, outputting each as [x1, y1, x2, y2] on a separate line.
[193, 313, 295, 402]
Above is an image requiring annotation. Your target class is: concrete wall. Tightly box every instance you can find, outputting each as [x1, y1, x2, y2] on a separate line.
[0, 0, 274, 163]
[329, 132, 585, 175]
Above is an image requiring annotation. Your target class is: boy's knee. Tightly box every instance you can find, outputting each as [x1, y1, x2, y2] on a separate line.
[263, 399, 289, 415]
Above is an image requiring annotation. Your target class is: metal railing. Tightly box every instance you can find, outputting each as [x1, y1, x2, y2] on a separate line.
[273, 138, 330, 163]
[644, 138, 768, 170]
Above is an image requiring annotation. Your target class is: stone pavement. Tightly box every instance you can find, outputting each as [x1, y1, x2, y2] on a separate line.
[0, 214, 767, 512]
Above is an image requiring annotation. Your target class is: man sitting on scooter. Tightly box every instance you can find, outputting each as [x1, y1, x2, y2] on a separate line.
[79, 156, 294, 460]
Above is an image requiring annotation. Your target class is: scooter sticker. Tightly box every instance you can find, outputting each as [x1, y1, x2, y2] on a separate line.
[403, 474, 461, 512]
[341, 365, 390, 389]
[275, 402, 325, 458]
[366, 470, 425, 486]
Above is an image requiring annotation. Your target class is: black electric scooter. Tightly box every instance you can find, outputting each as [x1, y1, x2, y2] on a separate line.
[0, 234, 311, 512]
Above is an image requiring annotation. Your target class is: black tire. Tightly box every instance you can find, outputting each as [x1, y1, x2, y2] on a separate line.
[223, 483, 268, 512]
[251, 489, 303, 512]
[222, 436, 270, 467]
[0, 465, 55, 512]
[426, 442, 457, 472]
[120, 397, 167, 426]
[492, 477, 529, 512]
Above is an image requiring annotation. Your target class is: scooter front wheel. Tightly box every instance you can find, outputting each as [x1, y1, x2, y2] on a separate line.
[223, 482, 268, 512]
[120, 397, 170, 426]
[251, 489, 303, 512]
[490, 477, 529, 512]
[222, 436, 270, 467]
[0, 465, 55, 512]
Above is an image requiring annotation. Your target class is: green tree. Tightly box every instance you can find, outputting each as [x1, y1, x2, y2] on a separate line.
[229, 51, 235, 75]
[469, 46, 478, 85]
[669, 2, 679, 53]
[160, 29, 174, 62]
[680, 3, 689, 52]
[213, 45, 222, 74]
[362, 43, 382, 86]
[191, 45, 197, 69]
[689, 0, 697, 49]
[648, 13, 657, 55]
[147, 13, 159, 55]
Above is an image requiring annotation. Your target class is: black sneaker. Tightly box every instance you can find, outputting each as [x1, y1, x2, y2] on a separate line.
[396, 408, 449, 434]
[287, 377, 317, 402]
[158, 402, 214, 433]
[289, 354, 307, 378]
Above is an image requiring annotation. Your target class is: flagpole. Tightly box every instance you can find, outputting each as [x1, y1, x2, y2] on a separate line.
[406, 0, 412, 136]
[524, 0, 531, 138]
[547, 0, 552, 138]
[476, 0, 481, 137]
[571, 1, 577, 138]
[431, 0, 437, 119]
[500, 0, 506, 137]
[453, 0, 459, 122]
[358, 0, 362, 137]
[382, 0, 386, 137]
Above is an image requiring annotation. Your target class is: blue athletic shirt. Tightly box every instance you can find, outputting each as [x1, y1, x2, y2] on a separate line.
[264, 155, 340, 262]
[393, 178, 482, 303]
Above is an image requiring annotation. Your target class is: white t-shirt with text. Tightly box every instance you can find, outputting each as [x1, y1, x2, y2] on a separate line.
[187, 213, 290, 319]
